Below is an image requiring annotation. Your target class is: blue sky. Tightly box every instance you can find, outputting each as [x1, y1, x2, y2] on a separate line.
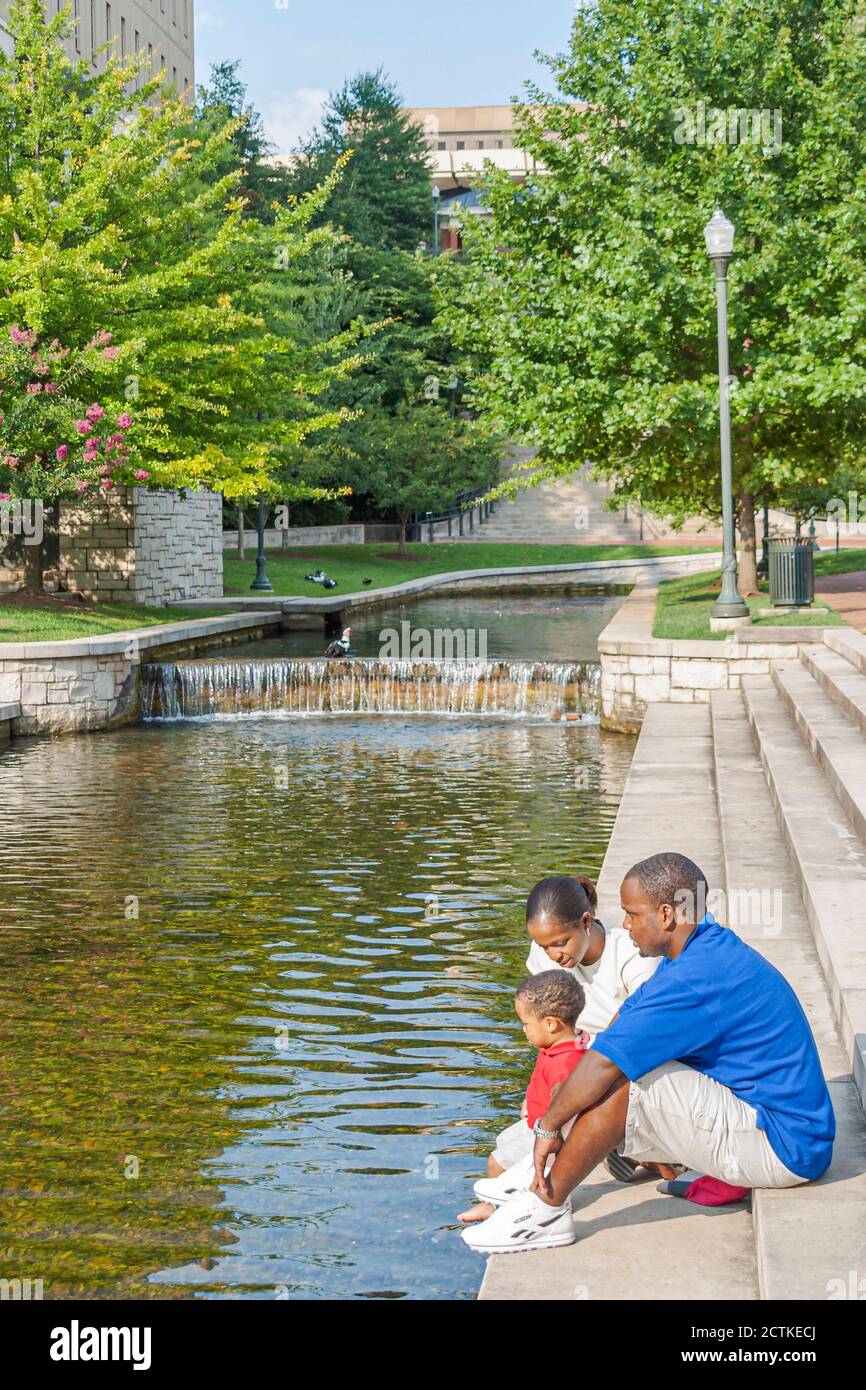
[195, 0, 577, 155]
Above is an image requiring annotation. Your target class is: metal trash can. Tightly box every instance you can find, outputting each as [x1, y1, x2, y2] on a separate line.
[768, 538, 814, 607]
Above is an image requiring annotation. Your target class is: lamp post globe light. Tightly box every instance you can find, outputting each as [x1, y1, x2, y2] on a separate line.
[704, 207, 749, 619]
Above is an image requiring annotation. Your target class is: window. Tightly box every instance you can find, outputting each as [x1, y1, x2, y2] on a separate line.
[477, 141, 485, 150]
[120, 16, 126, 56]
[89, 0, 95, 64]
[105, 3, 111, 44]
[437, 141, 446, 151]
[172, 66, 177, 88]
[456, 141, 465, 150]
[73, 0, 80, 51]
[496, 140, 504, 149]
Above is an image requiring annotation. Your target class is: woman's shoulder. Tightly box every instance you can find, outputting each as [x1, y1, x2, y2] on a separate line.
[600, 921, 659, 987]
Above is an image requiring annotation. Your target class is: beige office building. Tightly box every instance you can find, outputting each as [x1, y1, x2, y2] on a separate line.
[0, 0, 195, 92]
[405, 104, 562, 193]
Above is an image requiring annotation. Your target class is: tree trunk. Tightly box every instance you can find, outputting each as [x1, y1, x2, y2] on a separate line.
[22, 537, 44, 594]
[398, 516, 407, 556]
[236, 502, 245, 561]
[737, 490, 759, 596]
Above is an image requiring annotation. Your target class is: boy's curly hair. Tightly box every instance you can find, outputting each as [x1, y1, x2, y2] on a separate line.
[515, 970, 585, 1027]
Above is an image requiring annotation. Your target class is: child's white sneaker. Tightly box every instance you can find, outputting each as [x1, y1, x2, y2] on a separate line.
[473, 1152, 540, 1204]
[461, 1190, 575, 1253]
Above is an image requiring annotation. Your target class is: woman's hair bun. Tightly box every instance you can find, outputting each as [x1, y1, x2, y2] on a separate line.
[573, 874, 598, 913]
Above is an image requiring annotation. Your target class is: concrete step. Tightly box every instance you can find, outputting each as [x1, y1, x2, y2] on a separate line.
[741, 675, 866, 1111]
[771, 661, 866, 848]
[711, 689, 866, 1298]
[800, 642, 866, 739]
[826, 625, 866, 676]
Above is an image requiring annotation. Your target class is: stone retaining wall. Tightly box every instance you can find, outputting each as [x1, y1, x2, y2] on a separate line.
[59, 487, 222, 607]
[599, 587, 832, 731]
[0, 612, 283, 736]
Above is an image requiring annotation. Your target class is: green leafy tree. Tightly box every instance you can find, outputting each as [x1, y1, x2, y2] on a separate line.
[196, 59, 296, 224]
[365, 404, 500, 553]
[444, 0, 866, 592]
[0, 0, 364, 586]
[287, 69, 432, 252]
[283, 69, 495, 519]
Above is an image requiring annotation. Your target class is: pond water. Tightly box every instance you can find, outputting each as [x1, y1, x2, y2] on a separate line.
[211, 592, 625, 662]
[0, 714, 633, 1300]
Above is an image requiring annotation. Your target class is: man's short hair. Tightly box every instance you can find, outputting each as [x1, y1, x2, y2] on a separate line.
[624, 852, 708, 920]
[516, 970, 585, 1027]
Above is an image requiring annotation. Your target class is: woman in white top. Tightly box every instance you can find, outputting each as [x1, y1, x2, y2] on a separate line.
[490, 875, 658, 1178]
[525, 874, 657, 1039]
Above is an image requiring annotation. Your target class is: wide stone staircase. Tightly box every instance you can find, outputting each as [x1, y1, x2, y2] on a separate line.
[481, 627, 866, 1301]
[438, 453, 724, 547]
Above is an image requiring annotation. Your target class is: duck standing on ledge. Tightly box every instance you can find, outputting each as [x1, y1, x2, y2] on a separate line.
[324, 627, 352, 659]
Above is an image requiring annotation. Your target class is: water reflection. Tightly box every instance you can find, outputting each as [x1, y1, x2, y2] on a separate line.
[0, 716, 633, 1299]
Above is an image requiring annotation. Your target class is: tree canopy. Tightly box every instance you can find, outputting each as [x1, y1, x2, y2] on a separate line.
[443, 0, 866, 589]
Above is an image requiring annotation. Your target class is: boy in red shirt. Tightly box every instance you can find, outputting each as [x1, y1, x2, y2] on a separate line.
[459, 971, 589, 1224]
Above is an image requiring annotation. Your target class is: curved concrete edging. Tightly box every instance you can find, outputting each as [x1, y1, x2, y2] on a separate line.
[175, 550, 723, 617]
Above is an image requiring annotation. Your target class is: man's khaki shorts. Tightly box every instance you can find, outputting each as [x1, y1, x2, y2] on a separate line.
[623, 1062, 809, 1189]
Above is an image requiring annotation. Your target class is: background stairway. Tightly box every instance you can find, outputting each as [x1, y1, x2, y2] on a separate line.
[436, 449, 725, 546]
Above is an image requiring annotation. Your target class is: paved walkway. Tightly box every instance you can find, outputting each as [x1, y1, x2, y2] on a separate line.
[815, 569, 866, 632]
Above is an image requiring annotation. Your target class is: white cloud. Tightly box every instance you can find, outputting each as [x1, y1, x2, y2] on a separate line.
[262, 88, 329, 157]
[194, 10, 226, 33]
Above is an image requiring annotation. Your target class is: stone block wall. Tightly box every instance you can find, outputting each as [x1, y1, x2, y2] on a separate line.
[59, 488, 223, 607]
[0, 654, 138, 736]
[600, 645, 804, 731]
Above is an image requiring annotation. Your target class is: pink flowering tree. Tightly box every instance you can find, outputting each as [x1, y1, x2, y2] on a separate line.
[0, 326, 144, 591]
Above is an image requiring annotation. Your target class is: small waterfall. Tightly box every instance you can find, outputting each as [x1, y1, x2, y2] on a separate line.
[141, 658, 601, 721]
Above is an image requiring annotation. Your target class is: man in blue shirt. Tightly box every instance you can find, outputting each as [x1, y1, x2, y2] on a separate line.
[463, 851, 835, 1255]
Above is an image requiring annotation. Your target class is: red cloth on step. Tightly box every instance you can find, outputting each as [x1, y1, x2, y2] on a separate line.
[684, 1176, 750, 1206]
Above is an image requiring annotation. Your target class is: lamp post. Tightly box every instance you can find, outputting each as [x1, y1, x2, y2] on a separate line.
[704, 207, 749, 619]
[432, 184, 441, 255]
[250, 495, 273, 592]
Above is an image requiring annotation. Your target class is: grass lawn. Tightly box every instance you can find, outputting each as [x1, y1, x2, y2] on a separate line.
[222, 540, 719, 599]
[813, 546, 866, 578]
[654, 570, 849, 641]
[0, 599, 233, 644]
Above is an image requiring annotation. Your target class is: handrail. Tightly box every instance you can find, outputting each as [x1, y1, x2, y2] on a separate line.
[409, 489, 496, 541]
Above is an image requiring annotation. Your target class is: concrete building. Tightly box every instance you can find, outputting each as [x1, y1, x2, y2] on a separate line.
[405, 103, 582, 251]
[0, 0, 194, 92]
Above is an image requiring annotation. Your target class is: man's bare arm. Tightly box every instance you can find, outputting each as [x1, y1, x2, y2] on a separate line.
[542, 1050, 624, 1130]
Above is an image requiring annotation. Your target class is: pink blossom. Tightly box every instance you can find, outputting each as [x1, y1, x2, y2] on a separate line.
[74, 419, 91, 435]
[117, 413, 133, 430]
[101, 478, 114, 490]
[85, 403, 106, 423]
[26, 382, 42, 394]
[43, 382, 59, 394]
[134, 469, 150, 481]
[0, 492, 10, 502]
[97, 463, 113, 476]
[3, 455, 18, 469]
[102, 347, 122, 361]
[74, 480, 90, 494]
[8, 325, 36, 347]
[56, 444, 69, 462]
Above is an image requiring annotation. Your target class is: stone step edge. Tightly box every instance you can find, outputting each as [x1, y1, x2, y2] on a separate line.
[800, 643, 866, 739]
[771, 662, 866, 848]
[741, 676, 866, 1111]
[710, 691, 866, 1298]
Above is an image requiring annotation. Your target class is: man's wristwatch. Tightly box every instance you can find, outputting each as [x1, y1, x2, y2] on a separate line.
[533, 1119, 562, 1141]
